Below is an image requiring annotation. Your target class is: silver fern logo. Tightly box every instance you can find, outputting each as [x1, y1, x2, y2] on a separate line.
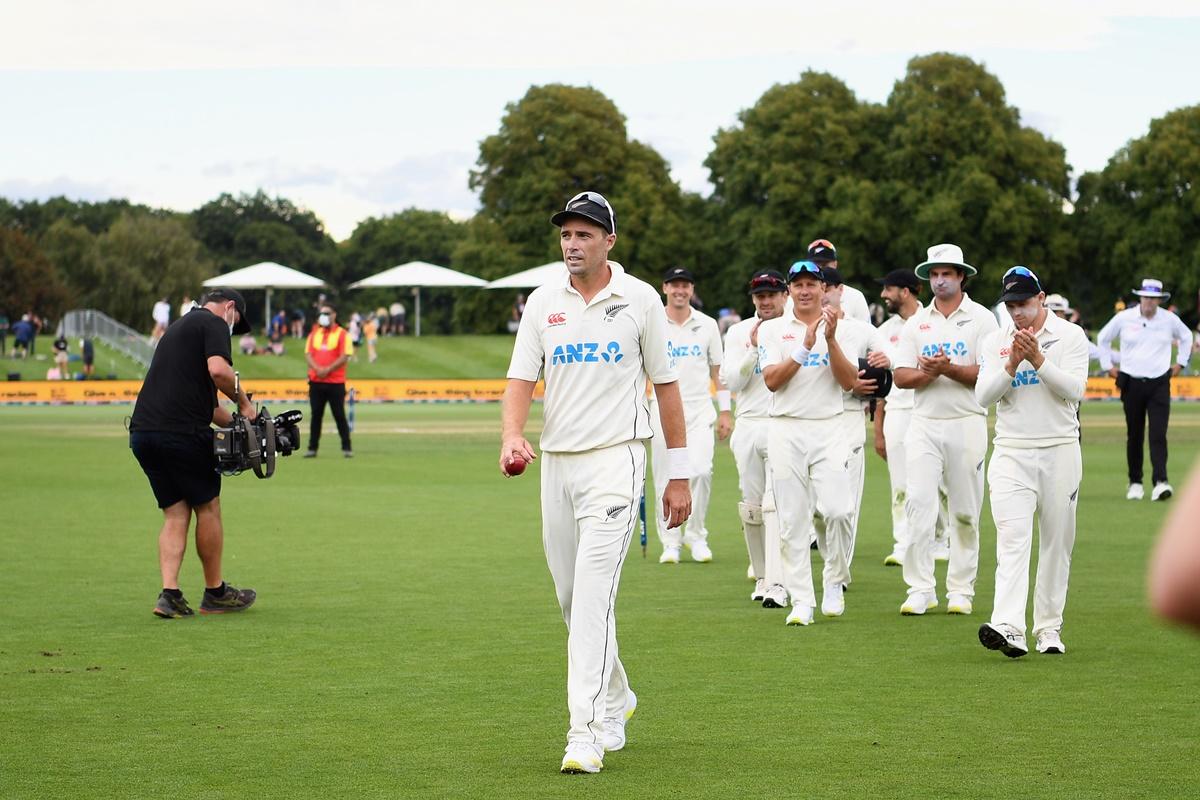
[603, 303, 629, 322]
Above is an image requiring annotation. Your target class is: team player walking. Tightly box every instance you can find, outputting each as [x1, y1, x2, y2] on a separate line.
[500, 198, 1169, 772]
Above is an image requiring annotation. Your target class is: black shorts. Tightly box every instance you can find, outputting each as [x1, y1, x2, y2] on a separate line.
[130, 430, 220, 509]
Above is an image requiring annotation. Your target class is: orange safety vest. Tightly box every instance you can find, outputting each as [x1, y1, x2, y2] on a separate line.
[306, 325, 352, 383]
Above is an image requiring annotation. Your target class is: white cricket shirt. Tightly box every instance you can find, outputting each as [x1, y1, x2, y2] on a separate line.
[659, 307, 723, 405]
[1096, 306, 1192, 377]
[507, 261, 677, 453]
[720, 315, 771, 419]
[894, 293, 999, 419]
[877, 311, 917, 411]
[758, 314, 845, 421]
[976, 313, 1090, 448]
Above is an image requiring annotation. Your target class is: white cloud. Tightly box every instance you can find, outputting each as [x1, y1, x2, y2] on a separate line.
[0, 176, 130, 201]
[4, 1, 1198, 70]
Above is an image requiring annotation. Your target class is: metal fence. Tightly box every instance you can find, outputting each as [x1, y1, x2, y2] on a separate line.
[61, 309, 154, 369]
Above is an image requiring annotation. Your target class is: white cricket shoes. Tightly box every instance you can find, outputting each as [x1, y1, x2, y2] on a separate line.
[561, 743, 604, 774]
[687, 540, 713, 562]
[884, 548, 904, 567]
[1126, 483, 1144, 500]
[785, 605, 815, 626]
[946, 593, 973, 615]
[1036, 630, 1066, 655]
[751, 578, 766, 602]
[659, 546, 681, 564]
[1151, 482, 1173, 501]
[761, 583, 788, 609]
[600, 690, 637, 752]
[901, 592, 938, 616]
[978, 622, 1028, 658]
[821, 582, 845, 617]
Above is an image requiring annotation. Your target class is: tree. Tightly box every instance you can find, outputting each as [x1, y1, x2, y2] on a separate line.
[342, 208, 466, 284]
[38, 220, 103, 309]
[0, 197, 157, 237]
[469, 84, 692, 288]
[879, 53, 1074, 293]
[706, 70, 882, 298]
[91, 214, 214, 330]
[1075, 105, 1200, 325]
[191, 190, 343, 284]
[0, 227, 73, 321]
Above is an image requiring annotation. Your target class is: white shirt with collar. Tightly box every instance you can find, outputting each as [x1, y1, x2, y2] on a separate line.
[720, 315, 771, 419]
[894, 293, 999, 419]
[976, 313, 1091, 448]
[758, 314, 844, 421]
[657, 307, 722, 408]
[1096, 306, 1192, 378]
[507, 261, 677, 454]
[877, 310, 920, 411]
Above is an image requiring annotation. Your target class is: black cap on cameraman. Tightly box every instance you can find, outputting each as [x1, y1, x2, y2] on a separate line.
[204, 287, 252, 334]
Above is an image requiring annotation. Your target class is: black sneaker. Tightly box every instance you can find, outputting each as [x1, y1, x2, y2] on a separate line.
[153, 591, 195, 619]
[199, 584, 257, 614]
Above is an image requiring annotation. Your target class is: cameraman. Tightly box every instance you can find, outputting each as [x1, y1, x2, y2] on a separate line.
[130, 288, 259, 619]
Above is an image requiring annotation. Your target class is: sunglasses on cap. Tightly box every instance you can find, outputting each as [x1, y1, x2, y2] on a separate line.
[807, 238, 835, 251]
[565, 191, 616, 232]
[1003, 265, 1042, 290]
[788, 261, 823, 279]
[749, 274, 785, 290]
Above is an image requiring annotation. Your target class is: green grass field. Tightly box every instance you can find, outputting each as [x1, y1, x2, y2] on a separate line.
[1, 335, 516, 381]
[2, 402, 1199, 798]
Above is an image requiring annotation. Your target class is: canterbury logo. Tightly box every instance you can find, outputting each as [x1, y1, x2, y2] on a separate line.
[603, 303, 628, 321]
[605, 504, 628, 520]
[919, 324, 932, 331]
[547, 313, 567, 326]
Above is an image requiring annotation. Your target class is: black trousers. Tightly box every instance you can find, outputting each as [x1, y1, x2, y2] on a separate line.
[309, 381, 352, 453]
[1118, 371, 1171, 484]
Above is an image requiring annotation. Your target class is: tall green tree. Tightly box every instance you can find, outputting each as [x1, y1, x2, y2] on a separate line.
[91, 214, 214, 330]
[0, 227, 72, 321]
[469, 84, 691, 288]
[1075, 104, 1200, 324]
[0, 197, 156, 237]
[191, 190, 343, 284]
[879, 53, 1073, 290]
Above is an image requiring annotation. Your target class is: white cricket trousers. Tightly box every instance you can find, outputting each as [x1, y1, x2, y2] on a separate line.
[541, 442, 644, 747]
[884, 407, 949, 553]
[768, 416, 854, 608]
[729, 417, 782, 585]
[817, 408, 867, 570]
[650, 398, 715, 549]
[902, 414, 987, 598]
[987, 442, 1081, 636]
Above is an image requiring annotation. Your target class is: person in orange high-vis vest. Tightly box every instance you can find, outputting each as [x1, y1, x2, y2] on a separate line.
[304, 304, 354, 458]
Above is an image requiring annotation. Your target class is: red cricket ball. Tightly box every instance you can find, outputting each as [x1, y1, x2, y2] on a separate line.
[504, 454, 527, 477]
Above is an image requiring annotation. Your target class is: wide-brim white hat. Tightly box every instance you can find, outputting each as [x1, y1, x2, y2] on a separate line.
[1045, 293, 1072, 312]
[1132, 278, 1170, 299]
[915, 243, 977, 279]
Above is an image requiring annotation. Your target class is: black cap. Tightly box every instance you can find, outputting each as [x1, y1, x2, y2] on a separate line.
[204, 287, 252, 334]
[807, 239, 838, 263]
[997, 266, 1043, 303]
[551, 191, 616, 235]
[662, 266, 695, 284]
[820, 266, 844, 286]
[858, 358, 893, 399]
[877, 269, 921, 291]
[748, 270, 787, 294]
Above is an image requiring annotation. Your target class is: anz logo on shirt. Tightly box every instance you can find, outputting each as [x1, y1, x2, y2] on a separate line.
[667, 341, 704, 359]
[551, 341, 624, 365]
[921, 341, 969, 357]
[1010, 369, 1041, 389]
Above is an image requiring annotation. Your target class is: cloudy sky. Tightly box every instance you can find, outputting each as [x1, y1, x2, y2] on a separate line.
[2, 1, 1198, 241]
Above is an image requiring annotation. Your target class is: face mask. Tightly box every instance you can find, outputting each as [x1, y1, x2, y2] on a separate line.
[318, 313, 331, 327]
[225, 306, 236, 335]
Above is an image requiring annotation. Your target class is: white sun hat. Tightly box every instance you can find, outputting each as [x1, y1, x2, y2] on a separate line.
[915, 243, 977, 279]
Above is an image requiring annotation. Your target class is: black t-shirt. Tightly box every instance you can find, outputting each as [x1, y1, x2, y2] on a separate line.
[130, 308, 233, 434]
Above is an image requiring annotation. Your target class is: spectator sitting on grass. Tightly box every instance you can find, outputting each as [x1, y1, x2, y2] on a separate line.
[239, 333, 258, 355]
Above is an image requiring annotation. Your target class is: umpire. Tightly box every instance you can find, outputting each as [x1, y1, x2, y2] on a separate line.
[1096, 278, 1194, 501]
[130, 288, 259, 619]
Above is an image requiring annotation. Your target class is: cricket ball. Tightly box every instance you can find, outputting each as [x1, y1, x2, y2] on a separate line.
[504, 454, 527, 477]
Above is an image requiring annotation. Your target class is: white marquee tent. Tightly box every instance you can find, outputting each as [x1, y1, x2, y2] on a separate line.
[348, 261, 486, 336]
[202, 261, 326, 329]
[485, 261, 566, 290]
